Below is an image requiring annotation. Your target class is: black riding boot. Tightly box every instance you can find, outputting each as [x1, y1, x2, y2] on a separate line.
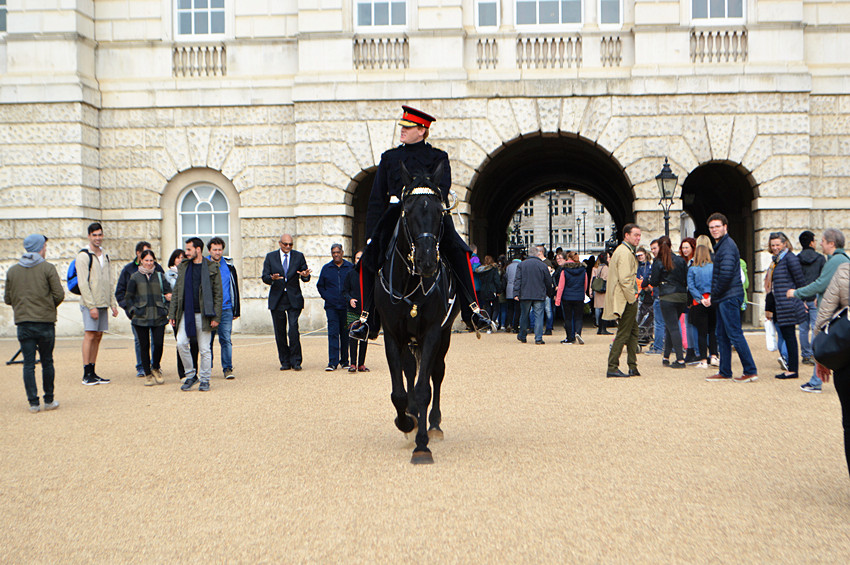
[443, 245, 493, 333]
[349, 261, 381, 342]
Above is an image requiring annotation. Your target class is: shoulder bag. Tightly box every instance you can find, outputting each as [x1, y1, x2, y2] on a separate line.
[813, 306, 850, 371]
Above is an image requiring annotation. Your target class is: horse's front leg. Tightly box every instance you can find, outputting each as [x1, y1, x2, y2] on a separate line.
[385, 334, 416, 434]
[411, 333, 441, 464]
[428, 335, 449, 441]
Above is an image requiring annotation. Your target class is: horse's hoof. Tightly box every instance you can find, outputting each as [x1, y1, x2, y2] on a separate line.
[395, 414, 417, 434]
[428, 428, 444, 441]
[411, 450, 434, 465]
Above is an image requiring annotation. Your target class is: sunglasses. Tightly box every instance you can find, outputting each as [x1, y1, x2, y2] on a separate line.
[279, 242, 292, 246]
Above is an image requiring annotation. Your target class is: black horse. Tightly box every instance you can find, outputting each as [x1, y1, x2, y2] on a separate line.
[373, 163, 461, 464]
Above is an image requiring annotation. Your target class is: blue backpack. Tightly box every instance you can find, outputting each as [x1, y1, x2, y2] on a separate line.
[67, 249, 95, 295]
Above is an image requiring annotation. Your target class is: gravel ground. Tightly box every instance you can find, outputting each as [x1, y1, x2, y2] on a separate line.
[1, 328, 849, 563]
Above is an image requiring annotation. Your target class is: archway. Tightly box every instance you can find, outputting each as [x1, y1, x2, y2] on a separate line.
[467, 134, 634, 257]
[347, 168, 376, 258]
[681, 161, 758, 320]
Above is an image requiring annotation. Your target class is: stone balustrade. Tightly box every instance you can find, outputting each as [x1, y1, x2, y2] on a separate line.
[690, 29, 748, 63]
[476, 37, 498, 70]
[172, 44, 227, 77]
[516, 35, 582, 69]
[600, 36, 623, 67]
[353, 36, 409, 70]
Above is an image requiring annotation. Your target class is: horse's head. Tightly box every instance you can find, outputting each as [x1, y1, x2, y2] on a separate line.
[400, 162, 448, 278]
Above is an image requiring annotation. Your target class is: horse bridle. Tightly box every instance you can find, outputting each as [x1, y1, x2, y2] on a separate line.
[399, 185, 449, 276]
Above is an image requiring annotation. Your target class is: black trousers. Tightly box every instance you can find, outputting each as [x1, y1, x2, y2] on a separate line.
[506, 299, 521, 329]
[561, 300, 584, 341]
[778, 323, 799, 374]
[689, 303, 717, 360]
[660, 300, 686, 362]
[349, 339, 368, 367]
[834, 365, 850, 479]
[272, 307, 302, 367]
[17, 322, 55, 406]
[135, 324, 166, 374]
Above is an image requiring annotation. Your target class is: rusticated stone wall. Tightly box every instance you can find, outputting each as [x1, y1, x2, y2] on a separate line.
[2, 93, 849, 335]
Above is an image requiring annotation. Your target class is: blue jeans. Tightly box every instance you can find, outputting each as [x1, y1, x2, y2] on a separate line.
[799, 299, 817, 359]
[652, 296, 665, 352]
[686, 309, 700, 356]
[133, 325, 156, 375]
[326, 307, 349, 367]
[716, 298, 758, 377]
[545, 297, 554, 331]
[519, 300, 545, 342]
[776, 322, 788, 363]
[17, 322, 55, 406]
[210, 307, 234, 371]
[498, 301, 508, 329]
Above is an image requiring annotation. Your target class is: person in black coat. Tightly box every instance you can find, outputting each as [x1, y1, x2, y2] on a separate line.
[649, 236, 689, 368]
[349, 105, 492, 341]
[261, 234, 312, 371]
[767, 232, 807, 379]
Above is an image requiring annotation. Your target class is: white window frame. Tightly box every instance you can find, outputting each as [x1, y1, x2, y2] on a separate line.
[178, 184, 231, 251]
[514, 0, 583, 32]
[354, 0, 409, 32]
[173, 0, 232, 41]
[0, 0, 7, 34]
[597, 0, 623, 29]
[475, 0, 500, 29]
[690, 0, 746, 25]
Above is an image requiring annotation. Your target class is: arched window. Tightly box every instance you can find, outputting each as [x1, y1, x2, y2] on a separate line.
[178, 184, 230, 250]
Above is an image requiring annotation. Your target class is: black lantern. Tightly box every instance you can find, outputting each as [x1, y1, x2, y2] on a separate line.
[655, 157, 678, 237]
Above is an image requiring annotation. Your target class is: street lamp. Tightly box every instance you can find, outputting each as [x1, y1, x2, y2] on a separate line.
[655, 157, 678, 237]
[546, 190, 556, 254]
[581, 209, 587, 254]
[509, 209, 524, 259]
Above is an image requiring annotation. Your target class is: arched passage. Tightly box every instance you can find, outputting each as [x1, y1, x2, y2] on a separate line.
[347, 168, 376, 257]
[467, 134, 634, 256]
[681, 161, 758, 320]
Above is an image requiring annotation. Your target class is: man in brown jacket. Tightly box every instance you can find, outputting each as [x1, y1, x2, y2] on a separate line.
[4, 234, 65, 412]
[604, 223, 642, 378]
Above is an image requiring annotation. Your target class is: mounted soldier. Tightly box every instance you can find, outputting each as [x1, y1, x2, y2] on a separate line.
[349, 105, 493, 341]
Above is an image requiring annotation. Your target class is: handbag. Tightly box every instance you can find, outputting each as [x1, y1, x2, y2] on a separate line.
[813, 307, 850, 371]
[591, 276, 606, 293]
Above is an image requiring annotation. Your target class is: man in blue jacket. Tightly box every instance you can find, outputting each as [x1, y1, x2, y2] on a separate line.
[705, 213, 758, 383]
[787, 228, 849, 392]
[317, 243, 354, 371]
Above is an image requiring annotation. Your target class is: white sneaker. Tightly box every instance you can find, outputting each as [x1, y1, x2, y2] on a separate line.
[696, 361, 708, 369]
[710, 356, 719, 366]
[43, 400, 60, 411]
[575, 334, 584, 345]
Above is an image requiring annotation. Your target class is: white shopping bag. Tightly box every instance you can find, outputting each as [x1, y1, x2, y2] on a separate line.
[764, 319, 778, 352]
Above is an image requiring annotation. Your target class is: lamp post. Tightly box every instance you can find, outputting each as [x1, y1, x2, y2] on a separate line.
[509, 209, 524, 259]
[546, 190, 556, 253]
[581, 209, 587, 254]
[655, 157, 678, 237]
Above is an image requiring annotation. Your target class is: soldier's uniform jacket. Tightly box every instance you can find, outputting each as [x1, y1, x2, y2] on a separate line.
[365, 140, 451, 240]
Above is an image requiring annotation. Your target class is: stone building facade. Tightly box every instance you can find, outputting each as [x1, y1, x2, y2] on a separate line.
[1, 1, 849, 336]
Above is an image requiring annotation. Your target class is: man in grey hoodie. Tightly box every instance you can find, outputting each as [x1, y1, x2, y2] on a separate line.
[788, 228, 849, 392]
[4, 234, 65, 412]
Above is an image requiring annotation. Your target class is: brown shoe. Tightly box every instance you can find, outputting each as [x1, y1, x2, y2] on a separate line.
[705, 373, 732, 382]
[144, 374, 155, 386]
[152, 368, 164, 385]
[733, 374, 758, 383]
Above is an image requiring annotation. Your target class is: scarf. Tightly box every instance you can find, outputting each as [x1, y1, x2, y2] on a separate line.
[138, 264, 155, 277]
[183, 262, 198, 337]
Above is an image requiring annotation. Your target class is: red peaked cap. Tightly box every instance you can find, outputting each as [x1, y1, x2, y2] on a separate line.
[398, 105, 436, 128]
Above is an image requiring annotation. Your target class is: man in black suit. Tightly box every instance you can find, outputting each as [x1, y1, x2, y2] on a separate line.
[262, 234, 312, 370]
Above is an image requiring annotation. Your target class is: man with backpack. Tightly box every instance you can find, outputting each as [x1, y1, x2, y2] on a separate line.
[76, 222, 118, 385]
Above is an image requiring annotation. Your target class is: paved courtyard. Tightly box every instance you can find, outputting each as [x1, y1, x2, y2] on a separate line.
[1, 329, 849, 563]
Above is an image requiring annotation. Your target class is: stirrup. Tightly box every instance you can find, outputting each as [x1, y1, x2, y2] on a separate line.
[349, 320, 369, 342]
[469, 303, 495, 338]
